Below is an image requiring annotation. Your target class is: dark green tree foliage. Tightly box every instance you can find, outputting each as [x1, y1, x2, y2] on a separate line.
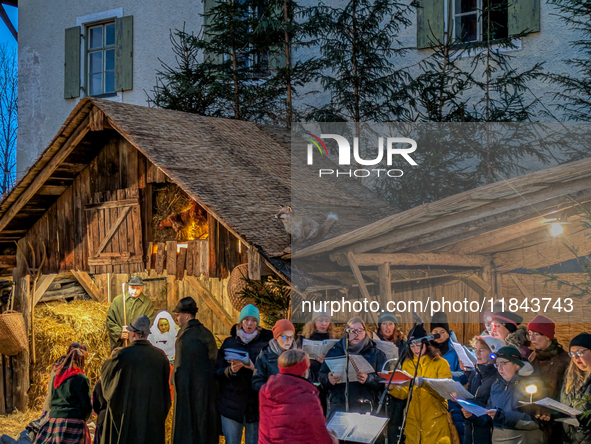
[307, 0, 414, 122]
[548, 0, 591, 122]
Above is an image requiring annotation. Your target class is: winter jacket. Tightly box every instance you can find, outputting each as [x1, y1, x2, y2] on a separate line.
[560, 374, 591, 444]
[259, 373, 337, 444]
[252, 339, 297, 391]
[215, 325, 272, 423]
[507, 327, 533, 361]
[48, 373, 92, 420]
[318, 336, 387, 417]
[487, 370, 546, 444]
[389, 354, 452, 444]
[528, 339, 570, 400]
[464, 363, 497, 444]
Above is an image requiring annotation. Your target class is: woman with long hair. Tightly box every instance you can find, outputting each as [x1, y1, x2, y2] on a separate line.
[389, 325, 453, 444]
[560, 333, 591, 444]
[35, 344, 92, 444]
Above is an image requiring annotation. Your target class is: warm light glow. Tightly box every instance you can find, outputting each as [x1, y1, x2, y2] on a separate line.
[238, 240, 242, 253]
[549, 222, 564, 237]
[525, 384, 537, 395]
[177, 243, 188, 253]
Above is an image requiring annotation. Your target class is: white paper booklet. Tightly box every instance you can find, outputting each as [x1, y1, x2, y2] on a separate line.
[302, 339, 339, 359]
[450, 340, 476, 369]
[325, 355, 375, 383]
[327, 412, 389, 444]
[519, 397, 582, 417]
[373, 339, 398, 361]
[423, 378, 474, 400]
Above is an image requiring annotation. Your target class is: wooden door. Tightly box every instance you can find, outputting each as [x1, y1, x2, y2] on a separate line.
[85, 188, 143, 274]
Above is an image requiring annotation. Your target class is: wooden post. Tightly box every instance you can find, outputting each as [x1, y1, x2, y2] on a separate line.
[0, 342, 5, 415]
[13, 275, 30, 411]
[167, 274, 178, 312]
[247, 247, 261, 281]
[378, 263, 391, 308]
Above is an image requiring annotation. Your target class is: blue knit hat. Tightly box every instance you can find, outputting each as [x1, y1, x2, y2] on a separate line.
[239, 304, 260, 324]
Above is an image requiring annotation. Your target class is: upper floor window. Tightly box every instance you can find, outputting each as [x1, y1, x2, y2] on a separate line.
[453, 0, 508, 43]
[88, 22, 116, 96]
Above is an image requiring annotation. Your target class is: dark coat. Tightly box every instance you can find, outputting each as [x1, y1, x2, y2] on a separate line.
[318, 336, 387, 417]
[259, 373, 336, 444]
[464, 363, 497, 444]
[172, 319, 219, 444]
[560, 374, 591, 444]
[215, 325, 272, 423]
[252, 342, 282, 391]
[528, 339, 570, 400]
[100, 340, 171, 444]
[48, 373, 92, 420]
[92, 379, 107, 444]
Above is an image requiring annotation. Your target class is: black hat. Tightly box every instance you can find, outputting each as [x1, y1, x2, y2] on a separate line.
[495, 345, 524, 367]
[570, 333, 591, 351]
[127, 276, 144, 286]
[408, 324, 428, 341]
[173, 297, 198, 315]
[430, 312, 450, 334]
[127, 315, 151, 336]
[492, 311, 523, 333]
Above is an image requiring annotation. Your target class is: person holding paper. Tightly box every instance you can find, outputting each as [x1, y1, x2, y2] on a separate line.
[462, 335, 505, 444]
[430, 312, 467, 442]
[486, 345, 546, 444]
[389, 325, 453, 444]
[253, 319, 298, 391]
[215, 304, 272, 444]
[318, 316, 387, 418]
[259, 349, 338, 444]
[559, 333, 591, 444]
[491, 311, 532, 360]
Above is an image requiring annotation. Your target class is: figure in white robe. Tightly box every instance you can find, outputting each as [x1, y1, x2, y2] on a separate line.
[148, 311, 179, 362]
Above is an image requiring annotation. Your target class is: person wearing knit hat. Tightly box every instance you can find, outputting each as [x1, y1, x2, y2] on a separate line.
[389, 322, 453, 444]
[258, 350, 338, 444]
[252, 319, 297, 392]
[429, 312, 468, 442]
[374, 312, 406, 349]
[527, 314, 570, 402]
[215, 303, 271, 444]
[491, 311, 523, 339]
[487, 345, 546, 444]
[560, 333, 591, 444]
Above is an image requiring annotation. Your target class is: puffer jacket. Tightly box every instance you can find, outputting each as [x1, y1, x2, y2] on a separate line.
[215, 325, 272, 423]
[560, 373, 591, 444]
[259, 373, 337, 444]
[528, 339, 570, 400]
[389, 354, 452, 444]
[464, 363, 497, 444]
[318, 336, 387, 417]
[487, 369, 546, 444]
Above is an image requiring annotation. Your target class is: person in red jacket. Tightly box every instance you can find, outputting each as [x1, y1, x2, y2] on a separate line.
[259, 349, 337, 444]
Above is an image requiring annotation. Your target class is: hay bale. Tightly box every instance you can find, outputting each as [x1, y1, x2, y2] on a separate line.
[0, 409, 41, 438]
[29, 300, 111, 410]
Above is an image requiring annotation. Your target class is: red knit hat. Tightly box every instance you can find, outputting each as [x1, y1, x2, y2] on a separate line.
[527, 315, 555, 340]
[272, 319, 295, 339]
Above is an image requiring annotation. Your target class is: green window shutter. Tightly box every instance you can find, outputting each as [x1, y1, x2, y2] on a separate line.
[508, 0, 540, 36]
[115, 16, 133, 91]
[64, 26, 81, 99]
[203, 0, 224, 65]
[416, 0, 444, 49]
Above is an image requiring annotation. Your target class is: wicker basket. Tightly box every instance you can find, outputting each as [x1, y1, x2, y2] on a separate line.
[0, 310, 28, 356]
[227, 264, 255, 311]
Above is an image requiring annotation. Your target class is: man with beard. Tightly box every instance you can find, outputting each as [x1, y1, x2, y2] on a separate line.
[100, 315, 171, 444]
[172, 297, 219, 444]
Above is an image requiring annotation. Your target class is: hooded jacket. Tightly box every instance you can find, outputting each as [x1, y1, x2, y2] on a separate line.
[560, 373, 591, 444]
[318, 336, 387, 417]
[215, 324, 272, 423]
[506, 327, 533, 361]
[259, 373, 337, 444]
[464, 363, 497, 444]
[528, 339, 570, 400]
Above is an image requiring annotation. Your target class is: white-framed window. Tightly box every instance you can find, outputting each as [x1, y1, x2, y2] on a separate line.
[452, 0, 508, 43]
[87, 22, 116, 96]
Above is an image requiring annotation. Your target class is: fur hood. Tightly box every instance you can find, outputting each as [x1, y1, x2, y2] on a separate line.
[506, 326, 530, 348]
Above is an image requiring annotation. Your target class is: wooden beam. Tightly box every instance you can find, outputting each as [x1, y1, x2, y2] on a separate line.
[248, 247, 261, 280]
[0, 115, 90, 233]
[346, 252, 371, 300]
[468, 274, 492, 293]
[378, 263, 391, 305]
[92, 206, 132, 257]
[337, 252, 491, 268]
[0, 255, 15, 267]
[33, 274, 57, 306]
[167, 274, 178, 313]
[84, 198, 139, 210]
[186, 275, 235, 330]
[508, 273, 533, 300]
[70, 270, 100, 301]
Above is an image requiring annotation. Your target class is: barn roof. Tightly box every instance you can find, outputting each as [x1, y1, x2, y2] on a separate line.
[0, 98, 393, 270]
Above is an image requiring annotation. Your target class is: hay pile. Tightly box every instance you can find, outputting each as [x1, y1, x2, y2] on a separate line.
[0, 409, 40, 439]
[29, 300, 111, 409]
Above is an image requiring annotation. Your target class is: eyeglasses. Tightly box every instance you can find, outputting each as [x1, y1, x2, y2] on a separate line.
[280, 335, 294, 341]
[528, 332, 543, 340]
[569, 349, 589, 359]
[494, 360, 511, 368]
[348, 328, 365, 336]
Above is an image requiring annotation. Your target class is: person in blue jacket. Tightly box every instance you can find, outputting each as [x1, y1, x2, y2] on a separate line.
[430, 312, 468, 442]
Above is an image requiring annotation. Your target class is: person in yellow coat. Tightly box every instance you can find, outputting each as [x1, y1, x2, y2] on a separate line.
[389, 325, 453, 444]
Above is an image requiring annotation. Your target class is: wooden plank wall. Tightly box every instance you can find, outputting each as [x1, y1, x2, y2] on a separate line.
[145, 240, 209, 278]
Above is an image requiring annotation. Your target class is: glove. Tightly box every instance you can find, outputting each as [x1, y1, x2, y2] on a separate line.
[414, 377, 424, 387]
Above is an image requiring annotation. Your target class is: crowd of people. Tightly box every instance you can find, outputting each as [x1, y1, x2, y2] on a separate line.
[14, 276, 591, 444]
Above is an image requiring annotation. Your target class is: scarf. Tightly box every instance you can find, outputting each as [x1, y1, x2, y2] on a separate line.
[268, 338, 297, 356]
[534, 339, 563, 360]
[237, 328, 259, 344]
[432, 337, 450, 356]
[348, 336, 370, 355]
[54, 367, 84, 389]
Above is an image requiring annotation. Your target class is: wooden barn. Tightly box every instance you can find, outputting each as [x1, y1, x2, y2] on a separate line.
[289, 156, 591, 346]
[0, 98, 393, 413]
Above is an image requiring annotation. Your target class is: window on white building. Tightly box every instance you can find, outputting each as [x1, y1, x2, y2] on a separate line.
[87, 22, 116, 96]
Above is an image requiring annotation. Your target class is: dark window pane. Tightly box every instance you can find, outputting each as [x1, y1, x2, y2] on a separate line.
[105, 49, 115, 71]
[484, 0, 509, 39]
[105, 71, 115, 93]
[90, 73, 102, 96]
[89, 26, 103, 49]
[455, 0, 477, 14]
[456, 14, 478, 41]
[105, 23, 115, 46]
[89, 52, 103, 75]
